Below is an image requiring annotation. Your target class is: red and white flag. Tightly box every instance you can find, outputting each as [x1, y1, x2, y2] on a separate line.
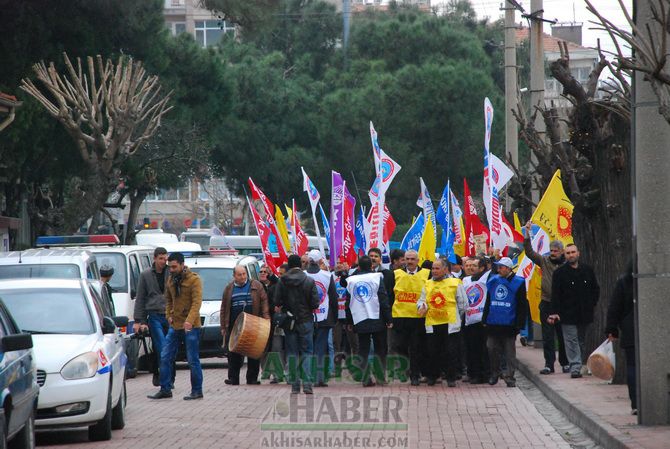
[291, 199, 309, 256]
[247, 196, 279, 274]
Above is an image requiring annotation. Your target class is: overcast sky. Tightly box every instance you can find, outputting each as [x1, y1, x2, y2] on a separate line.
[463, 0, 633, 56]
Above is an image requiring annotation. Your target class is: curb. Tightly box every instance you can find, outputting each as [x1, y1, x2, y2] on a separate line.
[516, 357, 637, 449]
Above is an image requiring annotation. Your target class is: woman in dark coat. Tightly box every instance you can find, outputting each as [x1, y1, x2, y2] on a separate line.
[605, 262, 636, 414]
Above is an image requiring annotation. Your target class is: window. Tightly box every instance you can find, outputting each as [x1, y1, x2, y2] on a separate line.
[0, 264, 80, 279]
[188, 268, 234, 301]
[194, 20, 235, 48]
[146, 186, 191, 202]
[95, 253, 129, 293]
[2, 288, 95, 334]
[129, 255, 141, 297]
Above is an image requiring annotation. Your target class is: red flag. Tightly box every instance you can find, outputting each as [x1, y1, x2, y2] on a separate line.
[292, 199, 309, 256]
[342, 184, 357, 265]
[463, 179, 489, 256]
[502, 213, 524, 257]
[247, 197, 278, 274]
[383, 204, 396, 242]
[248, 178, 288, 265]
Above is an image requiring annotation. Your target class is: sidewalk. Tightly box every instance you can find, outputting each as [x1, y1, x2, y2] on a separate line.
[516, 344, 670, 449]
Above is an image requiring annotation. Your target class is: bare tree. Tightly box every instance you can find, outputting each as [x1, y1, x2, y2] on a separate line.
[19, 53, 172, 233]
[586, 0, 670, 123]
[510, 42, 632, 381]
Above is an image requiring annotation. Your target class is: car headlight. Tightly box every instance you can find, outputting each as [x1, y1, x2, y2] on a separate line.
[60, 352, 98, 380]
[209, 311, 220, 325]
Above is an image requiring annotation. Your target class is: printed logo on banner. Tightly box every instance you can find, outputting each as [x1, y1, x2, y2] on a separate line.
[557, 206, 573, 238]
[466, 284, 485, 308]
[308, 181, 319, 200]
[332, 185, 344, 206]
[381, 158, 394, 182]
[429, 292, 447, 309]
[495, 284, 509, 301]
[353, 282, 374, 303]
[492, 167, 500, 184]
[315, 280, 327, 306]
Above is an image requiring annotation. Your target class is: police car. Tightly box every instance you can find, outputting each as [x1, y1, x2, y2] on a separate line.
[0, 279, 127, 441]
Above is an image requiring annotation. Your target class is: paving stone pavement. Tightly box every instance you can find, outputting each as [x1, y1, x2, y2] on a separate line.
[34, 360, 577, 449]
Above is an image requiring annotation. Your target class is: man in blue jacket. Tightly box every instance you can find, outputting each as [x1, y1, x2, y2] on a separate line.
[482, 257, 529, 388]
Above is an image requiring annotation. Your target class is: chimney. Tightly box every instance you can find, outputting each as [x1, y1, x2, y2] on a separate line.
[551, 23, 582, 46]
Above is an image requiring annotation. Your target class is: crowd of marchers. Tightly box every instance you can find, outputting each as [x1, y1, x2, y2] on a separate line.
[130, 223, 635, 414]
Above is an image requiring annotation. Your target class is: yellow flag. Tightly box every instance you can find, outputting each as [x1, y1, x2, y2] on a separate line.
[530, 170, 574, 246]
[418, 218, 436, 264]
[513, 211, 523, 234]
[453, 215, 466, 257]
[525, 170, 575, 323]
[274, 206, 291, 252]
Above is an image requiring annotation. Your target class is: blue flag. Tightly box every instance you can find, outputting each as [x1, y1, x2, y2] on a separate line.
[354, 206, 367, 256]
[435, 180, 450, 228]
[319, 203, 331, 249]
[401, 213, 425, 251]
[436, 180, 456, 262]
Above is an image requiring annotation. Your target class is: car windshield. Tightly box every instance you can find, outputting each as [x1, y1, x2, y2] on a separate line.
[0, 287, 95, 334]
[189, 267, 233, 301]
[0, 264, 81, 279]
[93, 253, 128, 292]
[183, 235, 210, 248]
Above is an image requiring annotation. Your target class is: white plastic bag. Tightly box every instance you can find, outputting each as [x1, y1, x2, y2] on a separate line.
[587, 339, 616, 381]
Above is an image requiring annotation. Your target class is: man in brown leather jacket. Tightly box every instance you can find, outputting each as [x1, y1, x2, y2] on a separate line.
[221, 266, 270, 385]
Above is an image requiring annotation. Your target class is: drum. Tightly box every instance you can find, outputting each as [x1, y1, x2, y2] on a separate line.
[228, 312, 271, 360]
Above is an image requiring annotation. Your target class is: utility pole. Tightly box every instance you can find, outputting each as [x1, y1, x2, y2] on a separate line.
[529, 0, 545, 159]
[633, 0, 670, 426]
[503, 1, 519, 170]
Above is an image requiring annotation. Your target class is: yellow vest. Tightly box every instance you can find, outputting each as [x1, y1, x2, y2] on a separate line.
[424, 277, 460, 327]
[392, 268, 430, 318]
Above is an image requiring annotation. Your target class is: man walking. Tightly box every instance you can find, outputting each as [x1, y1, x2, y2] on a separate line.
[549, 244, 599, 378]
[523, 221, 569, 374]
[483, 257, 528, 388]
[423, 257, 467, 387]
[221, 266, 270, 385]
[304, 250, 338, 387]
[133, 247, 171, 387]
[462, 256, 491, 385]
[148, 252, 204, 400]
[391, 249, 430, 385]
[273, 254, 320, 394]
[345, 255, 393, 386]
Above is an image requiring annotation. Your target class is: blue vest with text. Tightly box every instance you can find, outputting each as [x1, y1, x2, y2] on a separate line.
[485, 274, 525, 326]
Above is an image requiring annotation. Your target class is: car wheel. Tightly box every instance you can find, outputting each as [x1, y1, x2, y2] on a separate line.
[111, 381, 126, 430]
[88, 387, 112, 441]
[8, 408, 35, 449]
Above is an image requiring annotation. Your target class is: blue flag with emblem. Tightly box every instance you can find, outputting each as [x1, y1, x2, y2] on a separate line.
[400, 212, 425, 251]
[319, 203, 331, 249]
[436, 180, 456, 263]
[354, 206, 367, 256]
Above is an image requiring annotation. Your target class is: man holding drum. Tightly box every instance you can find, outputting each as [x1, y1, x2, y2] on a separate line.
[221, 266, 270, 385]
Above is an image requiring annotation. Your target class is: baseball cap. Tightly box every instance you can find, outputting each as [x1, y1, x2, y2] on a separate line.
[494, 257, 514, 269]
[307, 249, 323, 263]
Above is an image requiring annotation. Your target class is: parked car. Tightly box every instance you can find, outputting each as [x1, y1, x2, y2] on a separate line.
[0, 298, 38, 449]
[0, 248, 99, 281]
[0, 279, 127, 441]
[183, 254, 261, 358]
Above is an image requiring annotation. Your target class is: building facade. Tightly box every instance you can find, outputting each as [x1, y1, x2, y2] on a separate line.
[163, 0, 237, 45]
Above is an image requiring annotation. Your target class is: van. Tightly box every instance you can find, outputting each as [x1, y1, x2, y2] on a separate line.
[223, 235, 329, 256]
[0, 248, 100, 281]
[183, 254, 261, 358]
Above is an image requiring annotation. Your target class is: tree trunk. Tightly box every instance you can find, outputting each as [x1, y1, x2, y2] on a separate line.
[569, 107, 631, 383]
[61, 169, 116, 234]
[125, 191, 147, 244]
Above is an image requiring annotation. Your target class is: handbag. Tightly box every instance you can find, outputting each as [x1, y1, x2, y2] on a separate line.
[272, 309, 296, 332]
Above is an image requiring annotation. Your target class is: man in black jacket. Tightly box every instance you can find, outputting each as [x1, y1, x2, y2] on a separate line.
[606, 263, 636, 413]
[549, 244, 600, 378]
[273, 255, 320, 394]
[345, 255, 393, 386]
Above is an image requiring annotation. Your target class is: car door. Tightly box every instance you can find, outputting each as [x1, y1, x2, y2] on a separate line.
[0, 303, 36, 436]
[88, 287, 124, 401]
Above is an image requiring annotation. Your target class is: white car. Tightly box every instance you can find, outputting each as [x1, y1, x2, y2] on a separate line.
[0, 278, 127, 441]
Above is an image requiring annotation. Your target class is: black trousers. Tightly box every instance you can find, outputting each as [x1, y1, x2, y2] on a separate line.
[539, 301, 568, 368]
[392, 319, 426, 380]
[357, 330, 388, 382]
[625, 346, 637, 410]
[228, 351, 260, 384]
[426, 325, 460, 381]
[464, 323, 489, 381]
